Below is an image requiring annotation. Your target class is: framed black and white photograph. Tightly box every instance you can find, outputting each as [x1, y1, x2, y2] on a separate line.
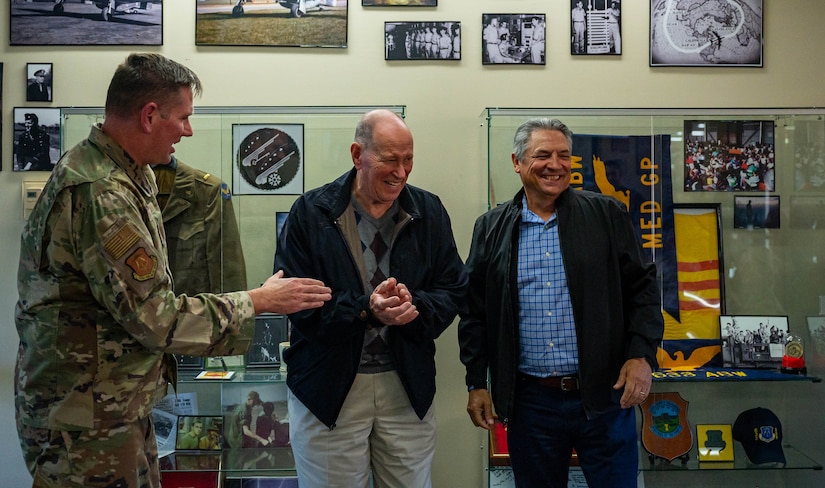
[364, 0, 436, 5]
[12, 107, 61, 172]
[720, 315, 788, 369]
[650, 0, 763, 67]
[482, 14, 546, 64]
[684, 120, 776, 192]
[385, 22, 460, 60]
[232, 124, 304, 195]
[175, 416, 225, 451]
[246, 314, 290, 368]
[26, 63, 52, 102]
[571, 0, 621, 55]
[11, 1, 163, 46]
[196, 1, 348, 48]
[733, 195, 780, 229]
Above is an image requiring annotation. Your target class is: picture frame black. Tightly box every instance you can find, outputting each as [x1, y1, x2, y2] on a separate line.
[570, 0, 621, 55]
[733, 195, 780, 229]
[232, 124, 304, 195]
[684, 119, 776, 192]
[246, 314, 290, 368]
[175, 415, 225, 451]
[385, 21, 461, 61]
[12, 107, 61, 172]
[11, 1, 163, 46]
[195, 1, 348, 48]
[481, 14, 545, 65]
[364, 0, 436, 5]
[649, 0, 763, 67]
[176, 354, 205, 370]
[719, 315, 789, 369]
[26, 63, 52, 102]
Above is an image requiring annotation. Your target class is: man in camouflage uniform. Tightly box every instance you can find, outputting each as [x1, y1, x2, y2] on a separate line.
[14, 53, 331, 488]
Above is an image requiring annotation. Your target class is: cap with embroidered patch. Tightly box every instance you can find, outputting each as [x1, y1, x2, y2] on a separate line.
[732, 407, 786, 465]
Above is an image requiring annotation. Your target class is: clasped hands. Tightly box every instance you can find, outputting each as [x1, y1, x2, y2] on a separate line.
[369, 277, 418, 326]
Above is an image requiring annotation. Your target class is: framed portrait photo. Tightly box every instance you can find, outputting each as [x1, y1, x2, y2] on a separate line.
[719, 315, 789, 369]
[385, 22, 461, 61]
[571, 0, 621, 55]
[13, 107, 61, 172]
[683, 119, 776, 192]
[482, 14, 546, 65]
[11, 1, 163, 46]
[733, 195, 780, 229]
[649, 0, 763, 67]
[175, 416, 225, 451]
[26, 63, 53, 102]
[232, 124, 304, 196]
[196, 1, 348, 48]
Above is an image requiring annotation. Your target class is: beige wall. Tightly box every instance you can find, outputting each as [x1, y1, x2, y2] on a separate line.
[3, 1, 825, 486]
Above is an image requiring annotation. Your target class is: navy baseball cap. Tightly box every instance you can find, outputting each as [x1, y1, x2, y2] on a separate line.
[732, 407, 786, 465]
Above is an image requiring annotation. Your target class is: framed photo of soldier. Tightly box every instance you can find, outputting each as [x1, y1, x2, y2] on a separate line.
[482, 14, 546, 65]
[385, 21, 461, 61]
[11, 1, 163, 46]
[26, 63, 53, 102]
[571, 0, 621, 55]
[12, 107, 61, 172]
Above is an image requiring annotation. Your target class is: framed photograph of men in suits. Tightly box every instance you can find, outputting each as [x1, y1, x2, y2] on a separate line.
[26, 63, 53, 102]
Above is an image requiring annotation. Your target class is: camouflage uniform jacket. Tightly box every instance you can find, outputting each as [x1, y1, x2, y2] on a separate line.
[152, 158, 247, 295]
[15, 124, 256, 431]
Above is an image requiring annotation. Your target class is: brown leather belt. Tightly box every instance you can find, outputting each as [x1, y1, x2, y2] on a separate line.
[521, 374, 580, 391]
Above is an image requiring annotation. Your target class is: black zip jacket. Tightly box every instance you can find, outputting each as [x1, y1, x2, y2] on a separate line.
[274, 169, 468, 428]
[458, 188, 663, 422]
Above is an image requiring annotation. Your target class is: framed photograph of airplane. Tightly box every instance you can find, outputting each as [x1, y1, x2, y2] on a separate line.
[232, 124, 305, 195]
[11, 1, 163, 46]
[196, 0, 349, 48]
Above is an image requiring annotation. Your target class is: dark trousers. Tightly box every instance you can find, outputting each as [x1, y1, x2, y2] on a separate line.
[507, 377, 638, 488]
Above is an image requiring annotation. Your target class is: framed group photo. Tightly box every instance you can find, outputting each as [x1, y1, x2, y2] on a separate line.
[26, 63, 53, 102]
[12, 107, 61, 172]
[482, 14, 545, 65]
[649, 0, 763, 67]
[232, 124, 304, 195]
[196, 1, 348, 48]
[684, 119, 776, 192]
[385, 21, 460, 60]
[720, 315, 788, 368]
[175, 416, 225, 451]
[11, 1, 163, 46]
[364, 0, 436, 5]
[571, 0, 621, 55]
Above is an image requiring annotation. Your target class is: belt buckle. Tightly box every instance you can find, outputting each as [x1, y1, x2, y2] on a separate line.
[560, 376, 577, 391]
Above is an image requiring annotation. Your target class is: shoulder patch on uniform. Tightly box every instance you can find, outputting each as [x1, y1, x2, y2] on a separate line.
[103, 223, 141, 260]
[125, 247, 158, 281]
[220, 182, 232, 200]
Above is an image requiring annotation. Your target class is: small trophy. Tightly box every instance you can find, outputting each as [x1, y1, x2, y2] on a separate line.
[781, 334, 807, 375]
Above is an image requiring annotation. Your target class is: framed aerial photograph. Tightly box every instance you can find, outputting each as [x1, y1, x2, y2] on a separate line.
[733, 195, 779, 229]
[364, 0, 436, 5]
[12, 107, 61, 172]
[649, 0, 763, 67]
[195, 0, 348, 48]
[719, 315, 788, 369]
[571, 0, 621, 55]
[684, 120, 775, 192]
[232, 124, 304, 196]
[246, 314, 290, 368]
[482, 14, 546, 65]
[175, 416, 225, 451]
[11, 1, 163, 46]
[385, 22, 461, 60]
[26, 63, 53, 102]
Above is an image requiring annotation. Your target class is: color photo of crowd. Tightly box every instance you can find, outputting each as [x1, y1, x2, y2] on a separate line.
[684, 120, 776, 192]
